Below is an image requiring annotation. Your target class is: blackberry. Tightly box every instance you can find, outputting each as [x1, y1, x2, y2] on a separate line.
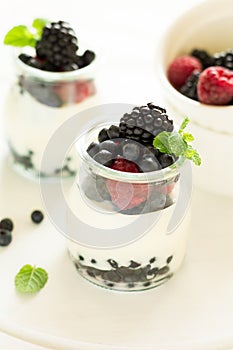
[119, 103, 173, 144]
[213, 49, 233, 70]
[191, 49, 214, 68]
[179, 71, 200, 101]
[82, 50, 95, 66]
[36, 21, 79, 71]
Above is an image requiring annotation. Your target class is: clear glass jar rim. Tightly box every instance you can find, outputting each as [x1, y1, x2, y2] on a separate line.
[13, 45, 99, 82]
[77, 129, 185, 183]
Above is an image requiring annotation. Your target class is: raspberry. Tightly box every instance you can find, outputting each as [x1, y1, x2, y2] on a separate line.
[156, 182, 175, 194]
[110, 158, 139, 173]
[197, 66, 233, 105]
[106, 180, 149, 210]
[54, 81, 90, 103]
[168, 55, 202, 89]
[106, 158, 148, 210]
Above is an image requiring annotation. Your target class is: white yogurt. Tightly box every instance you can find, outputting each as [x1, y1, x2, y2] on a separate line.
[4, 82, 99, 178]
[67, 181, 190, 291]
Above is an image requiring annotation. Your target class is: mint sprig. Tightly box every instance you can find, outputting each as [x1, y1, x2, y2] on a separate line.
[15, 264, 48, 293]
[153, 117, 201, 166]
[32, 18, 49, 38]
[4, 18, 49, 48]
[4, 25, 37, 47]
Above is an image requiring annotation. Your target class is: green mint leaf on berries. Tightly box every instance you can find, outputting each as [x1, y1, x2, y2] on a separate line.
[32, 18, 49, 38]
[153, 117, 201, 166]
[182, 132, 194, 142]
[152, 131, 170, 154]
[178, 117, 190, 134]
[167, 133, 187, 155]
[4, 25, 37, 47]
[14, 264, 48, 293]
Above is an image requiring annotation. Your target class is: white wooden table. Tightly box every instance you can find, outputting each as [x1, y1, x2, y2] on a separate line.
[0, 0, 233, 349]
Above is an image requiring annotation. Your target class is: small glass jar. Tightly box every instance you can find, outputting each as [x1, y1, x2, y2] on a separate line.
[67, 123, 191, 292]
[4, 48, 99, 179]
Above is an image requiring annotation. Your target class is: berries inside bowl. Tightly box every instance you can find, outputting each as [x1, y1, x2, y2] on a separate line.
[167, 48, 233, 106]
[157, 0, 233, 197]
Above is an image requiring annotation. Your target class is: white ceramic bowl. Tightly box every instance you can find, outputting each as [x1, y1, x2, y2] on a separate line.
[156, 0, 233, 197]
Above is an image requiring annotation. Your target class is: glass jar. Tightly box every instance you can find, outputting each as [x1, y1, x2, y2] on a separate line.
[4, 48, 99, 179]
[66, 123, 192, 292]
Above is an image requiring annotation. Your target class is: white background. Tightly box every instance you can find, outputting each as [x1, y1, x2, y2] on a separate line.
[1, 1, 233, 349]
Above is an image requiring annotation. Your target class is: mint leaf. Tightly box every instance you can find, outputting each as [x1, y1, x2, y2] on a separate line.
[178, 117, 190, 134]
[167, 133, 187, 156]
[153, 117, 201, 166]
[153, 131, 170, 153]
[32, 18, 49, 38]
[4, 25, 36, 47]
[184, 146, 201, 166]
[182, 132, 194, 142]
[15, 264, 48, 293]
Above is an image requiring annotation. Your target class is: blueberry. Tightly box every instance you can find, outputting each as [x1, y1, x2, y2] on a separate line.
[98, 128, 109, 143]
[165, 195, 174, 208]
[96, 176, 111, 200]
[122, 140, 141, 161]
[25, 82, 63, 107]
[139, 156, 161, 172]
[31, 210, 44, 224]
[0, 229, 12, 247]
[107, 125, 120, 139]
[144, 145, 160, 157]
[159, 154, 175, 168]
[86, 142, 100, 157]
[93, 150, 113, 165]
[82, 175, 103, 202]
[99, 140, 117, 155]
[149, 191, 166, 211]
[0, 218, 14, 232]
